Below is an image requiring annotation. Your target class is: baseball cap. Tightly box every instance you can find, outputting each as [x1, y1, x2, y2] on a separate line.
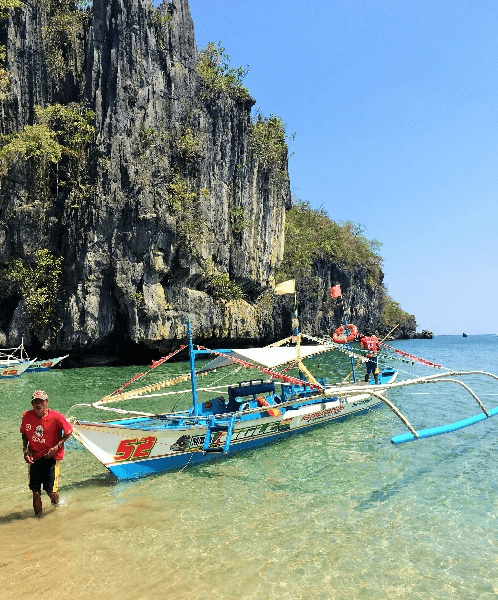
[32, 390, 48, 401]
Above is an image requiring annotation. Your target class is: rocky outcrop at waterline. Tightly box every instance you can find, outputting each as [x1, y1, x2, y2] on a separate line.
[408, 329, 434, 340]
[0, 0, 423, 364]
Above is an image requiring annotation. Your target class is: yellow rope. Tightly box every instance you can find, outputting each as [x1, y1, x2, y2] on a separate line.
[98, 373, 192, 404]
[265, 336, 293, 348]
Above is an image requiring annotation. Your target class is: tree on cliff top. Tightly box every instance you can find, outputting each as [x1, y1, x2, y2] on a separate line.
[0, 0, 23, 99]
[197, 42, 251, 100]
[277, 199, 383, 285]
[379, 292, 416, 334]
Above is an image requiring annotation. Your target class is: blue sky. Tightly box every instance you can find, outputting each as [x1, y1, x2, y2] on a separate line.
[187, 0, 498, 335]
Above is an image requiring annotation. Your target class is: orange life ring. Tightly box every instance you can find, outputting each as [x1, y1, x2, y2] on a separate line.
[256, 396, 281, 417]
[332, 323, 358, 344]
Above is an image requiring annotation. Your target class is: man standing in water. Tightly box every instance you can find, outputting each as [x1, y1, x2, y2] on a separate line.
[20, 390, 72, 517]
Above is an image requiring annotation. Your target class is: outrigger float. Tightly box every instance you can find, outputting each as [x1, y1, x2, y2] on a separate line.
[68, 323, 498, 480]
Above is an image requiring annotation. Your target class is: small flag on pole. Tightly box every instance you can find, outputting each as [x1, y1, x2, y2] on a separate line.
[275, 279, 296, 295]
[330, 284, 342, 298]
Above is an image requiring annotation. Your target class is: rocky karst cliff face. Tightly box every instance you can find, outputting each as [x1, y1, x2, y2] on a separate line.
[0, 0, 417, 363]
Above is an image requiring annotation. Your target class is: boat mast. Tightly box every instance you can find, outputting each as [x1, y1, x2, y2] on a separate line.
[337, 290, 357, 383]
[292, 301, 320, 386]
[187, 320, 201, 416]
[344, 318, 357, 383]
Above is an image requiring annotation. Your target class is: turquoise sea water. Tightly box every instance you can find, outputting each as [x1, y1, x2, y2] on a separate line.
[2, 335, 498, 599]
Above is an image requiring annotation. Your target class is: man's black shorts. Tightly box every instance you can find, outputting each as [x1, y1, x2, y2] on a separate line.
[366, 358, 378, 374]
[28, 457, 59, 493]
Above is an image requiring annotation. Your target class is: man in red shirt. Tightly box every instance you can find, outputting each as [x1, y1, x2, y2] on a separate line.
[360, 331, 381, 384]
[20, 390, 73, 517]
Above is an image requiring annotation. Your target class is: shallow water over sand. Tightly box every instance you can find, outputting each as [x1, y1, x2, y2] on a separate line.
[2, 336, 498, 599]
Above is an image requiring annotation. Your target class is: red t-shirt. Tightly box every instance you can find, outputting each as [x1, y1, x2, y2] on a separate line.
[360, 335, 380, 354]
[20, 409, 73, 461]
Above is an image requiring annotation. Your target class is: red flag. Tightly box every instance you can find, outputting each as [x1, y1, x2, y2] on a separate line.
[330, 284, 342, 298]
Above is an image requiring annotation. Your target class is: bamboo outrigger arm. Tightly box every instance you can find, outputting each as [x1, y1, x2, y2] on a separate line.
[334, 370, 498, 443]
[426, 378, 490, 417]
[367, 390, 419, 437]
[388, 370, 498, 444]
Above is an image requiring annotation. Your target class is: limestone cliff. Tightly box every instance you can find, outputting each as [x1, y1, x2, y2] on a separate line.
[0, 0, 418, 363]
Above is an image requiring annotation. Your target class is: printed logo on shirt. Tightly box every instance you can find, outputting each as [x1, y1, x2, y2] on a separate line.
[26, 423, 32, 431]
[32, 424, 46, 444]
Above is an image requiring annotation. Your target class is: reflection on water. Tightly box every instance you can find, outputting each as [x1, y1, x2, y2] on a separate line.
[2, 336, 498, 599]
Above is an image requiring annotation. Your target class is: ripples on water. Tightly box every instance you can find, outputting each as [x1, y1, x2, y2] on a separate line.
[1, 336, 498, 599]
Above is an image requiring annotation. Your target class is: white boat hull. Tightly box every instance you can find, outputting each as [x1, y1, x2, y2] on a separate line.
[0, 359, 34, 378]
[72, 388, 386, 480]
[25, 355, 69, 372]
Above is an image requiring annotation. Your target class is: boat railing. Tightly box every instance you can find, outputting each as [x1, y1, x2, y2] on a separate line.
[177, 384, 376, 421]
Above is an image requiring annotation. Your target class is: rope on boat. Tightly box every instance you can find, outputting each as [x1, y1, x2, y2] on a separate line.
[169, 365, 245, 412]
[195, 345, 324, 390]
[380, 342, 443, 369]
[374, 350, 444, 369]
[177, 452, 195, 473]
[108, 345, 187, 397]
[302, 331, 451, 371]
[94, 353, 241, 407]
[265, 336, 293, 348]
[98, 373, 192, 404]
[300, 332, 364, 361]
[199, 364, 243, 390]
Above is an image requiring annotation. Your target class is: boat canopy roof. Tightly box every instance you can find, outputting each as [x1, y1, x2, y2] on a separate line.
[198, 345, 333, 372]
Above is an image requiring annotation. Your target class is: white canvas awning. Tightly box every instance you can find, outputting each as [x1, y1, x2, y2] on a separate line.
[198, 345, 333, 372]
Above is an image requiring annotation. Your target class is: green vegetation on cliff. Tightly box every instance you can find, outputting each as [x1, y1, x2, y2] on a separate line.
[0, 0, 23, 99]
[277, 199, 382, 284]
[0, 44, 8, 99]
[204, 259, 244, 302]
[41, 0, 90, 81]
[380, 293, 416, 332]
[248, 113, 290, 185]
[0, 0, 22, 19]
[197, 42, 250, 100]
[2, 249, 63, 335]
[0, 103, 95, 205]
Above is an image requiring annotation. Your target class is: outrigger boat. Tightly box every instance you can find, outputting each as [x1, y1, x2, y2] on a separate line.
[0, 347, 35, 378]
[68, 323, 498, 480]
[0, 340, 68, 375]
[68, 322, 399, 480]
[25, 355, 69, 373]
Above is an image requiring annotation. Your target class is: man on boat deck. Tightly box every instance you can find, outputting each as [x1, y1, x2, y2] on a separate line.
[20, 390, 72, 517]
[360, 331, 381, 384]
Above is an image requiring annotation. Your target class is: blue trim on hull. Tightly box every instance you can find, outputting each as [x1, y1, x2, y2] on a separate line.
[108, 402, 383, 480]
